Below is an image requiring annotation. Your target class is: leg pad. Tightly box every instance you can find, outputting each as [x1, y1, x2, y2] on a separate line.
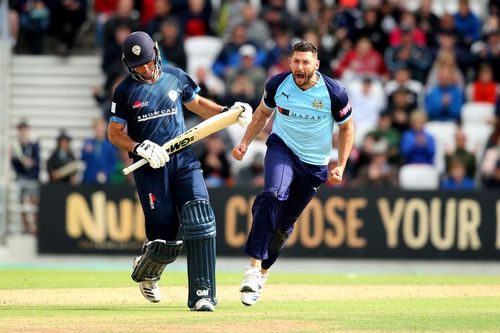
[131, 239, 183, 282]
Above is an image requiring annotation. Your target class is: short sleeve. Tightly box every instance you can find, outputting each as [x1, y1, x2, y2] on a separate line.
[262, 72, 290, 109]
[179, 70, 201, 103]
[324, 76, 352, 124]
[110, 84, 129, 125]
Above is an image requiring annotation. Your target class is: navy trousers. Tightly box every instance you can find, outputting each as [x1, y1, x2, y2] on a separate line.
[133, 148, 209, 241]
[245, 134, 327, 268]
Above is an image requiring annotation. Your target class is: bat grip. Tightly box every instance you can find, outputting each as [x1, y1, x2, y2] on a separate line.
[122, 158, 148, 175]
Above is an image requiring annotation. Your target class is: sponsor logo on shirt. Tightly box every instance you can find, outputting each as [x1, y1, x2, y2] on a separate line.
[137, 107, 178, 122]
[338, 102, 352, 117]
[278, 106, 326, 121]
[148, 193, 156, 210]
[132, 100, 149, 109]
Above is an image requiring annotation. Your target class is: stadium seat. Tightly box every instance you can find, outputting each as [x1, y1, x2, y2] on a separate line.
[460, 102, 495, 125]
[462, 123, 494, 160]
[424, 121, 457, 174]
[399, 164, 440, 190]
[184, 36, 225, 94]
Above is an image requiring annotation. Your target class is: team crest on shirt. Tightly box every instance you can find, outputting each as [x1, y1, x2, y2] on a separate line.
[312, 99, 324, 110]
[168, 90, 178, 102]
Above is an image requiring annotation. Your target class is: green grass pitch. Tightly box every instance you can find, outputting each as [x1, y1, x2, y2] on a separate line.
[0, 269, 499, 332]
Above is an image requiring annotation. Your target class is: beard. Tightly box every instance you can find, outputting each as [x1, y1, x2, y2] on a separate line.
[293, 70, 315, 88]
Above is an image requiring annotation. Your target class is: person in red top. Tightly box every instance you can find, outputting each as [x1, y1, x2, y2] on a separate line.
[467, 63, 499, 104]
[333, 37, 386, 80]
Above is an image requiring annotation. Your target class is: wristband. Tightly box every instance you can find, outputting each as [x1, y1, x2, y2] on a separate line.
[132, 143, 140, 154]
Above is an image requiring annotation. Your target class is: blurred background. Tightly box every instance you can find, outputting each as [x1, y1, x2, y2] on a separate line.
[0, 0, 498, 263]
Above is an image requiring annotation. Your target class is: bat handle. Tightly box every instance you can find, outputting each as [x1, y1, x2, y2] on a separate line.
[122, 158, 148, 175]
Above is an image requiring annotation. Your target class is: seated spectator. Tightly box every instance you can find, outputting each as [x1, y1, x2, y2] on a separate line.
[400, 110, 436, 165]
[368, 111, 401, 165]
[348, 77, 386, 131]
[46, 131, 81, 184]
[385, 65, 424, 108]
[430, 29, 474, 81]
[445, 128, 477, 179]
[212, 24, 266, 79]
[15, 0, 50, 54]
[441, 158, 476, 190]
[480, 136, 500, 188]
[220, 71, 260, 109]
[384, 24, 432, 82]
[103, 0, 140, 48]
[351, 139, 399, 188]
[385, 87, 414, 134]
[49, 0, 87, 56]
[472, 30, 500, 82]
[426, 49, 465, 91]
[199, 134, 232, 188]
[453, 0, 481, 48]
[233, 3, 271, 49]
[93, 0, 119, 48]
[110, 149, 134, 185]
[226, 44, 267, 96]
[355, 7, 388, 52]
[466, 63, 499, 104]
[81, 118, 118, 184]
[425, 66, 464, 122]
[143, 0, 173, 38]
[10, 120, 40, 234]
[236, 152, 265, 187]
[389, 12, 427, 47]
[334, 37, 386, 81]
[416, 0, 440, 48]
[158, 18, 186, 71]
[180, 0, 214, 37]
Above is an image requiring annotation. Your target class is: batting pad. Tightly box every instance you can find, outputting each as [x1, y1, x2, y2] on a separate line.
[181, 200, 217, 308]
[131, 239, 183, 282]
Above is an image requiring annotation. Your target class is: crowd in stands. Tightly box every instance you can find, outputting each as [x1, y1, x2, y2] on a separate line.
[8, 0, 500, 219]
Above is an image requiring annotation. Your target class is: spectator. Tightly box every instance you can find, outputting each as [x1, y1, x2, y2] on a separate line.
[180, 0, 213, 37]
[110, 149, 134, 185]
[103, 0, 140, 48]
[385, 87, 414, 134]
[236, 152, 265, 187]
[453, 0, 482, 48]
[389, 12, 427, 47]
[81, 118, 118, 184]
[355, 7, 388, 52]
[93, 0, 119, 48]
[385, 65, 424, 109]
[482, 159, 500, 189]
[445, 128, 477, 179]
[143, 0, 173, 38]
[11, 121, 40, 181]
[368, 111, 401, 165]
[441, 158, 476, 190]
[261, 0, 295, 35]
[334, 37, 386, 81]
[220, 71, 260, 109]
[425, 66, 464, 122]
[15, 0, 51, 54]
[46, 131, 80, 184]
[158, 18, 186, 71]
[481, 135, 500, 188]
[351, 139, 399, 188]
[10, 120, 40, 234]
[400, 110, 436, 165]
[466, 62, 499, 104]
[199, 134, 232, 188]
[234, 3, 271, 49]
[430, 30, 473, 83]
[472, 30, 500, 82]
[226, 44, 267, 96]
[212, 24, 266, 79]
[416, 0, 440, 48]
[302, 29, 334, 76]
[266, 27, 293, 69]
[384, 23, 432, 83]
[348, 77, 386, 132]
[49, 0, 87, 56]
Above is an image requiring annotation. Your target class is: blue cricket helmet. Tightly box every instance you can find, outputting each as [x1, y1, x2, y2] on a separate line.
[122, 31, 162, 83]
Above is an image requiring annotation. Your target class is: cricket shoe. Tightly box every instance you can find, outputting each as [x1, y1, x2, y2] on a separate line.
[240, 268, 268, 306]
[133, 255, 161, 303]
[190, 298, 215, 312]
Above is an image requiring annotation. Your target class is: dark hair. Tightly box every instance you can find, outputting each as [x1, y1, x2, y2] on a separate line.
[291, 41, 317, 56]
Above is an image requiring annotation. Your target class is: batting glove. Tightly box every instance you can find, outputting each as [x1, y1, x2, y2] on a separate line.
[134, 140, 170, 169]
[232, 102, 253, 127]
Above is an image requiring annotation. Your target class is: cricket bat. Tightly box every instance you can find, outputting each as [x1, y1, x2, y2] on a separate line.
[122, 106, 244, 175]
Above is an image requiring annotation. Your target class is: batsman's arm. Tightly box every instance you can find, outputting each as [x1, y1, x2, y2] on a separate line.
[108, 121, 138, 153]
[185, 95, 225, 118]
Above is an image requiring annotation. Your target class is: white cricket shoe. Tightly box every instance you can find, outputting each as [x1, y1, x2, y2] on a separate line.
[133, 255, 161, 303]
[240, 268, 268, 306]
[190, 298, 215, 312]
